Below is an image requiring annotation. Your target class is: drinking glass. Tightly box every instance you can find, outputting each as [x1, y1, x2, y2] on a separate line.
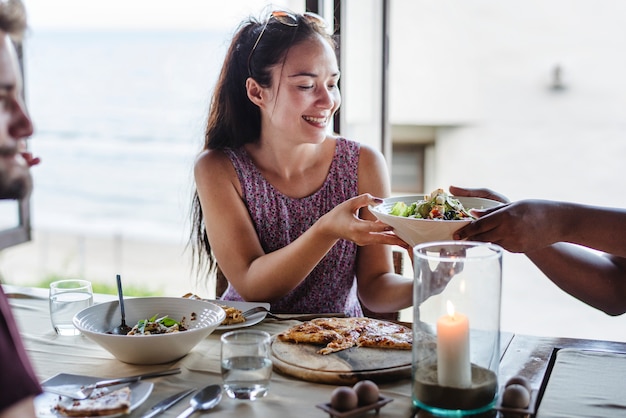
[220, 330, 272, 400]
[413, 241, 503, 416]
[49, 279, 93, 336]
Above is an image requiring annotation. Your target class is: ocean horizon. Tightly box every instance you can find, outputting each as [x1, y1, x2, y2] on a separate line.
[24, 29, 234, 244]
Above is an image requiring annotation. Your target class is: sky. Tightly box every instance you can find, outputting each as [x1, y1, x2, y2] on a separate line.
[23, 0, 298, 31]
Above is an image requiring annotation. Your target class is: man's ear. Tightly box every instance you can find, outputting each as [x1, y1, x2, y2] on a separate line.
[246, 77, 264, 107]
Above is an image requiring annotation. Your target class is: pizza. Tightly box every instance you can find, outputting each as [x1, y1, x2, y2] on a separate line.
[216, 303, 245, 326]
[277, 317, 412, 355]
[181, 293, 245, 326]
[54, 387, 131, 417]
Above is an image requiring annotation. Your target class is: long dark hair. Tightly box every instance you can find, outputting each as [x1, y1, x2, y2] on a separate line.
[190, 10, 337, 279]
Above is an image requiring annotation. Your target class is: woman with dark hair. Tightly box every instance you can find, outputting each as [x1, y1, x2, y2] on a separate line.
[190, 10, 412, 316]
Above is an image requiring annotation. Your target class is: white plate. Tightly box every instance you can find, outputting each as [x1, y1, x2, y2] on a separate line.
[36, 373, 153, 418]
[370, 195, 501, 247]
[204, 299, 271, 330]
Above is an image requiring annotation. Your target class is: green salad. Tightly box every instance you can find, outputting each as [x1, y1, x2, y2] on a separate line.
[127, 314, 190, 335]
[389, 189, 474, 220]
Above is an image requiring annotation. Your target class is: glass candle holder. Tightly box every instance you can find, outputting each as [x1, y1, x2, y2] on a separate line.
[412, 241, 503, 416]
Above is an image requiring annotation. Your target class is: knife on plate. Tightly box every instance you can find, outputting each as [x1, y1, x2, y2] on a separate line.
[268, 312, 347, 321]
[140, 388, 196, 418]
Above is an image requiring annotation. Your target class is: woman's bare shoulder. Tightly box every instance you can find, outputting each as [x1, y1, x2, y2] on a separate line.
[352, 141, 389, 196]
[195, 148, 228, 165]
[194, 149, 231, 173]
[194, 149, 239, 190]
[355, 141, 386, 166]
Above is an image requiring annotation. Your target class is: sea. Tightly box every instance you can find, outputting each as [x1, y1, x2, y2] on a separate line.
[23, 29, 234, 244]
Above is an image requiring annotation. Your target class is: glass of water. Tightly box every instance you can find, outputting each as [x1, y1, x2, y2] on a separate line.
[49, 279, 93, 336]
[220, 329, 272, 400]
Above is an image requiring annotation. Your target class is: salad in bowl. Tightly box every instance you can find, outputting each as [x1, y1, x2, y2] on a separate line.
[369, 189, 501, 247]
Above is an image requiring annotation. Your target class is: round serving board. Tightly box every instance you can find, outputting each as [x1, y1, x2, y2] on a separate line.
[270, 336, 412, 385]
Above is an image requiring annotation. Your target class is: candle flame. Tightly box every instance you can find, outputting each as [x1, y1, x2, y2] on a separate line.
[446, 300, 456, 318]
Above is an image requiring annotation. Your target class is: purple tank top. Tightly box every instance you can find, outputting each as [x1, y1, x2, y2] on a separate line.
[221, 137, 363, 316]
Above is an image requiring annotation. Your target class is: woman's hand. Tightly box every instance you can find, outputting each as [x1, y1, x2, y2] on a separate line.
[320, 193, 406, 247]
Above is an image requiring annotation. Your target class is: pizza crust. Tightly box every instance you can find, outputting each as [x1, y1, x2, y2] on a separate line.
[181, 294, 245, 326]
[216, 303, 246, 325]
[54, 387, 131, 417]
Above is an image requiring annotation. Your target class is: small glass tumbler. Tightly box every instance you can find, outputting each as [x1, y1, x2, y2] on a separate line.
[220, 329, 272, 400]
[49, 279, 93, 336]
[413, 241, 503, 416]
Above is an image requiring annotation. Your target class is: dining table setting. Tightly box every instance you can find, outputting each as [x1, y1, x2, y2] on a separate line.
[5, 283, 626, 418]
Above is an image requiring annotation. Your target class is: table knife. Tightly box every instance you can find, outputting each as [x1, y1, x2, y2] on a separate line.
[268, 312, 347, 321]
[43, 368, 182, 399]
[140, 388, 196, 418]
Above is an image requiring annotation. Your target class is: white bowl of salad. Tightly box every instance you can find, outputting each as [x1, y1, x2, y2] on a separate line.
[73, 297, 225, 364]
[369, 189, 501, 247]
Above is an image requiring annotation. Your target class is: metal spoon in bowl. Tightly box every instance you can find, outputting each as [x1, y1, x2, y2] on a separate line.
[176, 384, 222, 418]
[111, 274, 132, 335]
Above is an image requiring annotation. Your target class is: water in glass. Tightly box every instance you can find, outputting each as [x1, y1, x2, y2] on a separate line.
[221, 355, 272, 400]
[49, 280, 93, 336]
[220, 329, 272, 400]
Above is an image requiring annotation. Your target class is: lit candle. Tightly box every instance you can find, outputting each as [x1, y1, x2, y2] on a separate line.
[437, 300, 471, 388]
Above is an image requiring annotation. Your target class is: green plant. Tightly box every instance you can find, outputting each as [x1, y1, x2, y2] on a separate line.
[36, 275, 161, 297]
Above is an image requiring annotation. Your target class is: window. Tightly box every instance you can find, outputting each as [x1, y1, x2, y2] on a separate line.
[391, 143, 425, 193]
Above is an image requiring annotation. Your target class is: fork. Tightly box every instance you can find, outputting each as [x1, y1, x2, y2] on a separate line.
[242, 306, 346, 321]
[43, 368, 181, 399]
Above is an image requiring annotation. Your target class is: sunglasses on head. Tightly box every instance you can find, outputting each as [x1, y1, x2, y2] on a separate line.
[247, 10, 327, 77]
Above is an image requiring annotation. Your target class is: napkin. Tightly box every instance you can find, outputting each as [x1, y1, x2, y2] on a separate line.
[184, 320, 299, 373]
[536, 348, 626, 418]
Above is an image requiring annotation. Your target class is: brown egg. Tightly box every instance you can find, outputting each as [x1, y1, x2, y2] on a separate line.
[505, 375, 531, 391]
[353, 380, 380, 406]
[502, 384, 531, 409]
[330, 386, 358, 411]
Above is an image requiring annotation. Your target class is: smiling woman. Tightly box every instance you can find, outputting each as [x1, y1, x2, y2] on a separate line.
[190, 8, 413, 319]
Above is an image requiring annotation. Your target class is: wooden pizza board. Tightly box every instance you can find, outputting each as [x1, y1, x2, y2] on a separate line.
[271, 336, 412, 385]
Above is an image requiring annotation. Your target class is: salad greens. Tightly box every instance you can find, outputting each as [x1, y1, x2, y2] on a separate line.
[128, 314, 189, 335]
[389, 189, 474, 220]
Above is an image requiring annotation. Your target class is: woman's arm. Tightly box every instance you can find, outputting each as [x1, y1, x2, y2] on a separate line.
[194, 148, 403, 302]
[354, 145, 413, 313]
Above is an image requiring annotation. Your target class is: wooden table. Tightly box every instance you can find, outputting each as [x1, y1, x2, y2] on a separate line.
[500, 333, 626, 390]
[5, 285, 626, 417]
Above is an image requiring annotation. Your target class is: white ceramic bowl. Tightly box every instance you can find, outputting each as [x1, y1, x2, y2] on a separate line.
[369, 195, 502, 247]
[73, 297, 226, 365]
